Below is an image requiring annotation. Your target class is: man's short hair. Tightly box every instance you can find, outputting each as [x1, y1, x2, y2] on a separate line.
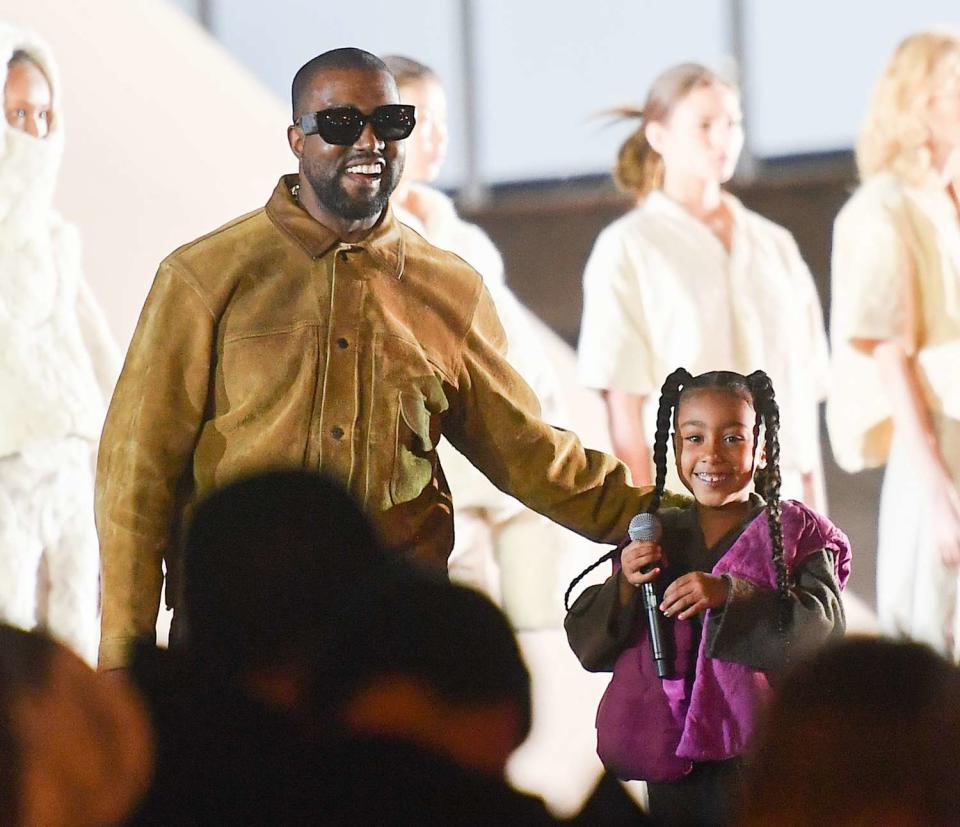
[291, 47, 392, 120]
[181, 469, 388, 673]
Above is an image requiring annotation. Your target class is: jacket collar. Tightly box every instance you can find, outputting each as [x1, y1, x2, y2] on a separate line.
[265, 174, 405, 278]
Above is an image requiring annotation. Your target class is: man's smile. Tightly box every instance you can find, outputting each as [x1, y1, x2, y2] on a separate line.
[343, 156, 385, 183]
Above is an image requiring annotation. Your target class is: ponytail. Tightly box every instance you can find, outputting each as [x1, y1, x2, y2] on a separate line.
[607, 62, 734, 199]
[610, 108, 664, 198]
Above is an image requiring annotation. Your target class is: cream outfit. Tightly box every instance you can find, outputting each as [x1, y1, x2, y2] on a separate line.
[397, 184, 605, 627]
[829, 172, 960, 658]
[578, 190, 828, 501]
[0, 26, 120, 663]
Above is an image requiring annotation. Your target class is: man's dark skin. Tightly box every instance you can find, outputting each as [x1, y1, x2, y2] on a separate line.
[98, 49, 658, 674]
[103, 67, 405, 678]
[287, 66, 403, 239]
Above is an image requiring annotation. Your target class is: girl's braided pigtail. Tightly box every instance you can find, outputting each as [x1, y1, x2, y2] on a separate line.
[746, 370, 789, 629]
[649, 367, 691, 514]
[564, 367, 690, 610]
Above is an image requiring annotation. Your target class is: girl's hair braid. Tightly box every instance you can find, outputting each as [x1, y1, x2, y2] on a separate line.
[650, 368, 693, 514]
[563, 546, 617, 611]
[564, 367, 692, 610]
[745, 370, 790, 626]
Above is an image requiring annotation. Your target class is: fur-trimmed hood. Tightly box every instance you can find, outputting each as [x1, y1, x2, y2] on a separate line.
[0, 24, 63, 238]
[0, 25, 120, 456]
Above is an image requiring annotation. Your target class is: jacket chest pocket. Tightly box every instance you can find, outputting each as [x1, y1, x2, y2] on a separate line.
[376, 334, 449, 507]
[391, 389, 439, 504]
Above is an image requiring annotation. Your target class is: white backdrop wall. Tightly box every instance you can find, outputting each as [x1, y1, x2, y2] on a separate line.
[470, 0, 730, 182]
[743, 0, 960, 158]
[207, 0, 470, 187]
[198, 0, 731, 187]
[196, 0, 959, 185]
[0, 0, 294, 346]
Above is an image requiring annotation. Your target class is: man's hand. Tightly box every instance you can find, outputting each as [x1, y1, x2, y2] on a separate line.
[660, 572, 729, 620]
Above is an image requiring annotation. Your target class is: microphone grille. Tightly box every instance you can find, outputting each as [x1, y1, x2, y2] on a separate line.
[628, 512, 662, 543]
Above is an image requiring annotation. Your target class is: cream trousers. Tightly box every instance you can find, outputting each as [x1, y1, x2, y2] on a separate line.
[0, 438, 99, 664]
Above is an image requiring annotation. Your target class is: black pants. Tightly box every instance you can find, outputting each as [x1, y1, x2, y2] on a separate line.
[646, 759, 742, 826]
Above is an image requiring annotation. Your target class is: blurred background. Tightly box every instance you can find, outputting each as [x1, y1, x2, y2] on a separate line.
[5, 0, 959, 614]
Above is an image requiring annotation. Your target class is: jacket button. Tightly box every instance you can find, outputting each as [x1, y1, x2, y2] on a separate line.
[331, 427, 344, 440]
[338, 250, 349, 262]
[336, 337, 348, 349]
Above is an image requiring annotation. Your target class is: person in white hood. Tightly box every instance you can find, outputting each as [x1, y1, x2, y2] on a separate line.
[0, 26, 119, 664]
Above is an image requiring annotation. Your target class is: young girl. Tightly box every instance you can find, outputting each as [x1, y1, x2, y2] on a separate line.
[577, 63, 828, 509]
[565, 368, 850, 825]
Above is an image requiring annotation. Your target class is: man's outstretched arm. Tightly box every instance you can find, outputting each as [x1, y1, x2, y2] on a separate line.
[443, 285, 685, 544]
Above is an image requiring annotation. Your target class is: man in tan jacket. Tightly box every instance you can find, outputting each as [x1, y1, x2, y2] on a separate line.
[95, 48, 651, 669]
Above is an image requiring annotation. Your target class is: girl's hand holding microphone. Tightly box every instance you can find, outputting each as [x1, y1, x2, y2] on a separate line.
[618, 540, 666, 607]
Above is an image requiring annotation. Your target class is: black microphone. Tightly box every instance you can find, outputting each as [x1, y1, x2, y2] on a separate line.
[628, 512, 670, 679]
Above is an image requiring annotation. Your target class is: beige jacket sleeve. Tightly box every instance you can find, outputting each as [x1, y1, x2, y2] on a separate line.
[577, 225, 659, 396]
[95, 260, 215, 669]
[444, 285, 657, 543]
[827, 185, 906, 472]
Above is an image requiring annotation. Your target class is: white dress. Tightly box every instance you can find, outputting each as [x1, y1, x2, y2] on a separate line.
[396, 185, 605, 628]
[578, 190, 828, 500]
[0, 27, 121, 664]
[829, 172, 960, 659]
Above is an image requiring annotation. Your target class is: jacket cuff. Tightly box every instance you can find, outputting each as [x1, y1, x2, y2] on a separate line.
[98, 637, 138, 671]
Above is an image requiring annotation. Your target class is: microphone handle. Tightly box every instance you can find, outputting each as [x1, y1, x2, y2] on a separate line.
[641, 581, 670, 679]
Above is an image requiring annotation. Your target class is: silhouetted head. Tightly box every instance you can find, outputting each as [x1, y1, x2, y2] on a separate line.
[0, 625, 153, 826]
[742, 637, 960, 826]
[319, 567, 532, 776]
[181, 469, 388, 678]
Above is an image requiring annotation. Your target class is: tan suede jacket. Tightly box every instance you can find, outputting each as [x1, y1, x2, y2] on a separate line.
[96, 175, 652, 668]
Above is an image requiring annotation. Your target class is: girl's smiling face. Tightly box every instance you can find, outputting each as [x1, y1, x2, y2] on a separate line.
[674, 387, 758, 508]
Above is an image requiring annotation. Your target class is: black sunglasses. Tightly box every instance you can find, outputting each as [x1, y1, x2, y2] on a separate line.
[298, 104, 416, 145]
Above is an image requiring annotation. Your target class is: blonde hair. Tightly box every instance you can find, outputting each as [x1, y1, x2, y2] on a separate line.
[382, 55, 438, 91]
[857, 30, 960, 183]
[613, 63, 735, 198]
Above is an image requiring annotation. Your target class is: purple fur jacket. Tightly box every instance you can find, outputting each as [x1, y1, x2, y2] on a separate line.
[570, 499, 850, 783]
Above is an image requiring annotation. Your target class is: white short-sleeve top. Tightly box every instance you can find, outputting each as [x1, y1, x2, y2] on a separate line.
[578, 190, 828, 478]
[828, 172, 960, 472]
